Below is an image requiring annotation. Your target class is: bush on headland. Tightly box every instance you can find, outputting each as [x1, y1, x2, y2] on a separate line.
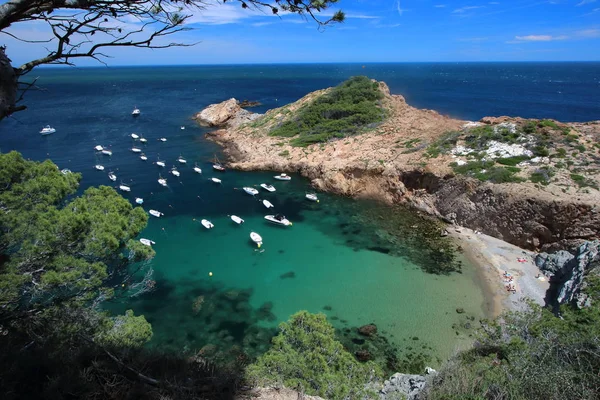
[270, 76, 386, 147]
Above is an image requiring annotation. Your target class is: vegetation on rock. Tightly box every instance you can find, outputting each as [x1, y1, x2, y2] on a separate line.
[246, 311, 383, 399]
[270, 76, 386, 147]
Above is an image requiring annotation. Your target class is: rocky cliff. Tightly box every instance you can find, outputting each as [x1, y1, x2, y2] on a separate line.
[198, 80, 600, 251]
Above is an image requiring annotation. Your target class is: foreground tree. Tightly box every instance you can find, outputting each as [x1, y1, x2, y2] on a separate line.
[0, 0, 344, 120]
[246, 311, 383, 399]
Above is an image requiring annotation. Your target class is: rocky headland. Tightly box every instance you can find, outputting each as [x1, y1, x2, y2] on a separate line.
[196, 80, 600, 253]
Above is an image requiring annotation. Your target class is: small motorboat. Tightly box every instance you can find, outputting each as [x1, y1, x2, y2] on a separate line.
[250, 232, 263, 248]
[180, 126, 185, 130]
[40, 125, 56, 135]
[158, 176, 167, 187]
[159, 138, 167, 142]
[170, 167, 180, 177]
[149, 209, 163, 218]
[131, 133, 139, 140]
[265, 214, 292, 226]
[201, 219, 214, 229]
[193, 163, 202, 174]
[94, 145, 104, 152]
[60, 168, 72, 175]
[95, 164, 105, 171]
[213, 163, 225, 171]
[119, 184, 131, 192]
[139, 238, 155, 247]
[131, 147, 142, 153]
[231, 215, 244, 224]
[262, 200, 274, 209]
[156, 159, 166, 167]
[108, 172, 117, 181]
[274, 173, 291, 181]
[135, 197, 144, 204]
[211, 177, 222, 184]
[243, 187, 259, 196]
[178, 155, 187, 164]
[140, 153, 148, 161]
[260, 183, 276, 192]
[101, 148, 112, 156]
[132, 108, 141, 116]
[139, 136, 147, 143]
[306, 193, 319, 202]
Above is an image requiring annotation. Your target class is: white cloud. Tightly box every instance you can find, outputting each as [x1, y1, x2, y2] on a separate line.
[434, 4, 447, 8]
[395, 0, 407, 15]
[458, 37, 489, 42]
[577, 28, 600, 37]
[452, 6, 484, 13]
[514, 34, 568, 41]
[577, 0, 596, 6]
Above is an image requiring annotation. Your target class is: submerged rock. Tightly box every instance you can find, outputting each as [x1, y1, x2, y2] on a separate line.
[355, 349, 372, 362]
[358, 323, 378, 337]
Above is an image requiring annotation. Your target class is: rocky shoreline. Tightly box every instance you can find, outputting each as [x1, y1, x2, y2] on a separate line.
[196, 82, 600, 253]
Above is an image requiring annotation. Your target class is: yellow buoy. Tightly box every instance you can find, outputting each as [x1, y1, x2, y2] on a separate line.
[209, 272, 213, 277]
[258, 243, 261, 248]
[317, 200, 320, 203]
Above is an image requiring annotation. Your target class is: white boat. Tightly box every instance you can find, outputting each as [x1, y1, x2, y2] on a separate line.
[265, 214, 292, 226]
[149, 209, 163, 218]
[139, 136, 147, 143]
[178, 155, 187, 164]
[140, 153, 148, 161]
[180, 126, 185, 130]
[94, 145, 104, 152]
[40, 125, 56, 135]
[170, 167, 180, 177]
[243, 187, 259, 196]
[201, 219, 214, 229]
[139, 238, 155, 246]
[262, 199, 274, 209]
[101, 149, 112, 156]
[156, 159, 166, 167]
[211, 177, 222, 184]
[108, 172, 117, 181]
[158, 176, 167, 187]
[260, 183, 276, 192]
[135, 197, 144, 204]
[159, 138, 167, 142]
[193, 163, 202, 174]
[60, 168, 71, 175]
[231, 215, 244, 224]
[306, 193, 319, 202]
[119, 184, 131, 192]
[131, 133, 139, 139]
[132, 108, 140, 116]
[131, 147, 142, 153]
[95, 165, 105, 171]
[213, 163, 225, 171]
[274, 173, 291, 181]
[250, 232, 263, 248]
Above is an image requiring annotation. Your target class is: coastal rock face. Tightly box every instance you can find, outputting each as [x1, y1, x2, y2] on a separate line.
[380, 373, 427, 400]
[535, 240, 600, 306]
[194, 98, 261, 128]
[235, 387, 324, 400]
[199, 81, 600, 252]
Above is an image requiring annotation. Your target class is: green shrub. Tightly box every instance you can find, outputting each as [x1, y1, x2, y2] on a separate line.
[530, 167, 555, 185]
[270, 76, 385, 146]
[425, 131, 462, 158]
[451, 161, 523, 183]
[278, 150, 290, 157]
[246, 311, 383, 399]
[496, 155, 530, 166]
[522, 121, 537, 134]
[538, 119, 559, 129]
[553, 148, 567, 158]
[532, 145, 550, 157]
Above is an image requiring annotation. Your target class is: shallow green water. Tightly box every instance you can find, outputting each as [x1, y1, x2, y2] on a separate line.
[109, 172, 488, 365]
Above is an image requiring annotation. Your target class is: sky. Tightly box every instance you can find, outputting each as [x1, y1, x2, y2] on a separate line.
[1, 0, 600, 66]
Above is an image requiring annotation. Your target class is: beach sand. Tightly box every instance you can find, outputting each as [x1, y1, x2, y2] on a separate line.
[451, 227, 549, 317]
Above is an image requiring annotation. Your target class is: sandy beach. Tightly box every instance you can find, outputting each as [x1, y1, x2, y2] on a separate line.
[451, 227, 550, 317]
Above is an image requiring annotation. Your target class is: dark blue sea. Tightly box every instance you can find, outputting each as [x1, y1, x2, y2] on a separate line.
[0, 62, 598, 362]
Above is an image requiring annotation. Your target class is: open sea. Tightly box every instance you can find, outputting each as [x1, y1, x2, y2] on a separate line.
[1, 62, 598, 364]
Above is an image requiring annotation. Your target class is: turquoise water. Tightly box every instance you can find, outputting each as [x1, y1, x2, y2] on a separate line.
[11, 63, 598, 363]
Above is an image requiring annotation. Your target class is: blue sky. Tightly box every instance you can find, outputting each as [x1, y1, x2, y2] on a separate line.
[2, 0, 600, 65]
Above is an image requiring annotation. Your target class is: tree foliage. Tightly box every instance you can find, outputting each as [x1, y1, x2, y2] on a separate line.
[246, 311, 383, 399]
[0, 0, 344, 120]
[270, 76, 386, 146]
[424, 280, 600, 400]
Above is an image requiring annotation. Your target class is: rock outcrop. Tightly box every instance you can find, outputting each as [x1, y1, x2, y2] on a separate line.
[536, 240, 600, 306]
[380, 373, 428, 400]
[193, 97, 261, 128]
[198, 82, 600, 252]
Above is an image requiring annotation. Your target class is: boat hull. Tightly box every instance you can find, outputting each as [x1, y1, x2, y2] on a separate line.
[264, 215, 292, 226]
